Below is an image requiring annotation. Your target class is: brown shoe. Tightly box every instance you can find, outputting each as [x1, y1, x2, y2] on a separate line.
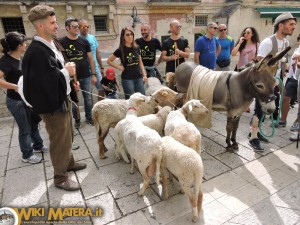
[67, 162, 87, 172]
[55, 178, 80, 191]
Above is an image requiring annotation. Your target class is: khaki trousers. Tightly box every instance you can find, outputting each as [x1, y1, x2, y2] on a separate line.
[41, 102, 75, 184]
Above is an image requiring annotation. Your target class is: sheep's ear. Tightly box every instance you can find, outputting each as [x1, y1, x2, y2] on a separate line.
[188, 103, 193, 112]
[161, 91, 167, 97]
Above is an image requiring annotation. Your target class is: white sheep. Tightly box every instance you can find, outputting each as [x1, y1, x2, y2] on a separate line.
[114, 97, 163, 196]
[92, 87, 177, 159]
[144, 77, 163, 96]
[164, 99, 208, 154]
[138, 106, 172, 136]
[145, 77, 185, 109]
[160, 136, 204, 223]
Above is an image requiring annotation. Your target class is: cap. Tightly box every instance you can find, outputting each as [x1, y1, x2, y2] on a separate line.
[28, 5, 55, 23]
[106, 68, 115, 80]
[274, 12, 296, 27]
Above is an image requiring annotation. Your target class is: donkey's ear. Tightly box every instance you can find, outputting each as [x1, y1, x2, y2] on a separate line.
[255, 55, 272, 71]
[267, 46, 291, 66]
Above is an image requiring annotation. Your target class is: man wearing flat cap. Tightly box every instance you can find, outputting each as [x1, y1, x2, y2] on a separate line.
[22, 5, 87, 191]
[248, 12, 297, 152]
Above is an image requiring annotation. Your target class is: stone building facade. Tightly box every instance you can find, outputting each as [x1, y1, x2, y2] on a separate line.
[0, 0, 299, 117]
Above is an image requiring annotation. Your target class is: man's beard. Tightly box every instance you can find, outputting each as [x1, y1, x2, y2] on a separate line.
[142, 33, 149, 38]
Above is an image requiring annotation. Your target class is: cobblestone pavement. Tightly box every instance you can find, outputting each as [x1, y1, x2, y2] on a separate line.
[0, 101, 299, 225]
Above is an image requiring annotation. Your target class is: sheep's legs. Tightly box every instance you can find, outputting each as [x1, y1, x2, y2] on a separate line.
[188, 193, 198, 223]
[98, 129, 109, 159]
[161, 160, 169, 200]
[137, 165, 150, 196]
[130, 156, 135, 174]
[197, 191, 203, 214]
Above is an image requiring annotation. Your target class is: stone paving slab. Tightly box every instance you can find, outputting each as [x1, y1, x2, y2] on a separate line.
[0, 103, 299, 225]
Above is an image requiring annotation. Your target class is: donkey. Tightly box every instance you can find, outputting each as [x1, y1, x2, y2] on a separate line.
[167, 46, 291, 151]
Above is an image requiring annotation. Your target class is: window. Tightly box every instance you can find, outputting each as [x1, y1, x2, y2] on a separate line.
[1, 17, 25, 34]
[94, 16, 107, 32]
[195, 15, 207, 26]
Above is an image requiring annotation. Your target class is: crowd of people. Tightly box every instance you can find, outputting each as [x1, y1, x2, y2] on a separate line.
[0, 4, 299, 191]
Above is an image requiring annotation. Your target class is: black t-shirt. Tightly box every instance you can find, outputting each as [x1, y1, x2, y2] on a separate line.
[101, 76, 117, 95]
[0, 54, 22, 100]
[60, 36, 91, 79]
[113, 46, 141, 80]
[135, 37, 162, 66]
[162, 37, 189, 73]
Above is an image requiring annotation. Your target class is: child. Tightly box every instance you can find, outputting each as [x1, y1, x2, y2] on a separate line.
[101, 68, 120, 99]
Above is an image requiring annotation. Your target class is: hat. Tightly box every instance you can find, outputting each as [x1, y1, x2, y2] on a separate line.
[28, 5, 55, 23]
[106, 68, 115, 80]
[274, 12, 296, 27]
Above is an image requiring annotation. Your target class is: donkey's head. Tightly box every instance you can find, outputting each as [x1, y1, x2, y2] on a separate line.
[247, 46, 291, 115]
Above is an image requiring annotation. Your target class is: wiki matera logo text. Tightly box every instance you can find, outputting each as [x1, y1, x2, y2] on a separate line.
[0, 208, 18, 225]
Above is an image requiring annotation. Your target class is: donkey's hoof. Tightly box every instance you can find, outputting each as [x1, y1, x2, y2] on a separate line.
[226, 146, 234, 153]
[232, 144, 239, 150]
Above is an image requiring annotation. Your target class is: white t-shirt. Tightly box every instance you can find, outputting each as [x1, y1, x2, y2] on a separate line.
[257, 37, 289, 78]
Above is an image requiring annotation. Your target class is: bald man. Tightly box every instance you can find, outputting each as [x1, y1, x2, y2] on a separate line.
[216, 24, 234, 71]
[161, 19, 190, 73]
[135, 23, 163, 82]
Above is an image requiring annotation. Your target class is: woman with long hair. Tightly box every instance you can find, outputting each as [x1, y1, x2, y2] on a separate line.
[231, 27, 260, 71]
[107, 27, 147, 99]
[0, 32, 46, 163]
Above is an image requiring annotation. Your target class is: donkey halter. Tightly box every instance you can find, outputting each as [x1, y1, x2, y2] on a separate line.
[248, 67, 276, 104]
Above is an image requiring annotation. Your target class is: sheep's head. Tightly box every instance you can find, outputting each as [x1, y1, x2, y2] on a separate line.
[128, 93, 148, 110]
[157, 106, 172, 119]
[185, 100, 209, 114]
[151, 87, 178, 104]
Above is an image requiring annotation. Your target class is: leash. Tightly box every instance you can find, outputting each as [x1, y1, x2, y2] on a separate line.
[258, 77, 284, 138]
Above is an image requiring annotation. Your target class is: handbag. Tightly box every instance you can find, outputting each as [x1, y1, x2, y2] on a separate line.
[216, 58, 231, 68]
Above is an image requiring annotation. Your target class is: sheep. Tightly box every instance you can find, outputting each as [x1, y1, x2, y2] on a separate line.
[164, 99, 208, 154]
[144, 77, 185, 109]
[160, 136, 204, 223]
[114, 95, 163, 196]
[144, 77, 163, 96]
[138, 106, 172, 136]
[92, 87, 178, 159]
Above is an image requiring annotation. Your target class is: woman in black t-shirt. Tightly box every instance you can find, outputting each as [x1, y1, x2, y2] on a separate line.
[0, 32, 45, 163]
[107, 27, 147, 99]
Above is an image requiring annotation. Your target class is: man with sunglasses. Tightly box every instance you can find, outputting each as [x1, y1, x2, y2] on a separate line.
[216, 24, 234, 71]
[60, 18, 97, 128]
[78, 19, 106, 101]
[161, 19, 190, 73]
[194, 22, 221, 70]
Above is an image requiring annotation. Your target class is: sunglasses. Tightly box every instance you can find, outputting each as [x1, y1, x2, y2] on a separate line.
[210, 27, 218, 30]
[71, 25, 79, 29]
[175, 25, 182, 29]
[219, 29, 227, 32]
[244, 31, 252, 35]
[125, 33, 133, 37]
[80, 25, 90, 29]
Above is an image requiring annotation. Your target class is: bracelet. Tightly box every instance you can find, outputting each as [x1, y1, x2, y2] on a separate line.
[91, 73, 96, 76]
[100, 67, 104, 69]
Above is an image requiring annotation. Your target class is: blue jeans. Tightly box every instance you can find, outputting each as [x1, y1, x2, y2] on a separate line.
[94, 72, 104, 91]
[6, 97, 43, 159]
[106, 92, 118, 99]
[72, 77, 93, 120]
[121, 78, 145, 100]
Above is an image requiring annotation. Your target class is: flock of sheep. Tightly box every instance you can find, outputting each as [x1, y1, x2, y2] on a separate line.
[92, 78, 208, 222]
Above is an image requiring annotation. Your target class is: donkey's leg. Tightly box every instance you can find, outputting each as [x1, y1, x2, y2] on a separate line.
[231, 116, 241, 150]
[226, 117, 234, 151]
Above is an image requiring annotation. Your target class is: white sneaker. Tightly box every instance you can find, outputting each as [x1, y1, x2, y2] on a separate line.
[22, 154, 43, 164]
[33, 146, 48, 153]
[72, 142, 80, 150]
[290, 133, 299, 141]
